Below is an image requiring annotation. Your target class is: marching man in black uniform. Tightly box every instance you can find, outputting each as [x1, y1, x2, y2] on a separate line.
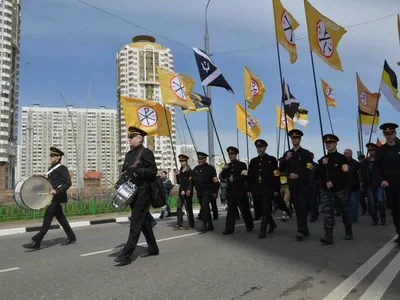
[192, 152, 219, 233]
[247, 139, 280, 238]
[318, 134, 353, 245]
[174, 154, 195, 230]
[114, 127, 159, 265]
[23, 147, 76, 249]
[219, 146, 254, 235]
[280, 129, 313, 241]
[375, 123, 400, 246]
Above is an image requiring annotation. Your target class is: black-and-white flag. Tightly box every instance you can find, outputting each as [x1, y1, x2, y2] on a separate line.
[193, 47, 234, 94]
[282, 78, 299, 118]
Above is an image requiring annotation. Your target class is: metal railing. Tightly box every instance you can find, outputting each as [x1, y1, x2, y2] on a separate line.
[0, 196, 200, 222]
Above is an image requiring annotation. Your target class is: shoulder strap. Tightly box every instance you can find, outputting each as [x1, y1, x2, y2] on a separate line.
[131, 147, 145, 167]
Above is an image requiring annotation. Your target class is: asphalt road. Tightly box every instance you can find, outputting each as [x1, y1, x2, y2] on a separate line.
[1, 210, 399, 300]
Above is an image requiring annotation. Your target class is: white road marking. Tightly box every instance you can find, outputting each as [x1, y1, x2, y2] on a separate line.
[0, 228, 26, 237]
[70, 221, 91, 228]
[359, 248, 400, 300]
[0, 267, 20, 273]
[115, 217, 129, 222]
[80, 218, 265, 257]
[322, 236, 397, 300]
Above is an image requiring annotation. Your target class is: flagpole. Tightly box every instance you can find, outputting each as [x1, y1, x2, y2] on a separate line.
[277, 102, 284, 158]
[163, 105, 179, 171]
[275, 43, 291, 149]
[236, 129, 240, 158]
[357, 111, 363, 155]
[309, 51, 326, 155]
[325, 104, 334, 134]
[202, 86, 227, 164]
[368, 89, 381, 143]
[181, 112, 198, 154]
[244, 100, 250, 165]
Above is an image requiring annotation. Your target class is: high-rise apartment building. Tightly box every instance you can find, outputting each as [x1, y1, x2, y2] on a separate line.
[116, 35, 176, 175]
[19, 105, 118, 188]
[0, 0, 21, 190]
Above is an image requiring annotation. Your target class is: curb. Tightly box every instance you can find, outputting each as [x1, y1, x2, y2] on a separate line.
[0, 209, 201, 237]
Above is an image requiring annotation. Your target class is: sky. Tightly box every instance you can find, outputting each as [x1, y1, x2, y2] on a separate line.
[19, 0, 400, 160]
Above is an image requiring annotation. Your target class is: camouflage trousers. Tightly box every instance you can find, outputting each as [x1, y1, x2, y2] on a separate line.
[320, 188, 351, 229]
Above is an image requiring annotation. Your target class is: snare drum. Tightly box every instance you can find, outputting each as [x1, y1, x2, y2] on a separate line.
[110, 181, 138, 211]
[13, 175, 53, 210]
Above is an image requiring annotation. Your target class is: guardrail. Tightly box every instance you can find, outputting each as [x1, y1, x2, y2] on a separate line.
[0, 197, 200, 222]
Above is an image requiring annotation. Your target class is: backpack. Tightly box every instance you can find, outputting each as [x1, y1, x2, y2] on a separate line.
[150, 175, 166, 208]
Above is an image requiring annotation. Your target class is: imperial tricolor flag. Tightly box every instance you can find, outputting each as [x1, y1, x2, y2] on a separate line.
[193, 47, 234, 94]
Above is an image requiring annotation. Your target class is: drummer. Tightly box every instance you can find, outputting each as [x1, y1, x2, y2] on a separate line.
[23, 147, 76, 250]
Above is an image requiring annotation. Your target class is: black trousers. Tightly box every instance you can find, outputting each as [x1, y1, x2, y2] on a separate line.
[309, 184, 319, 219]
[123, 194, 159, 256]
[252, 194, 262, 220]
[198, 195, 218, 219]
[224, 191, 254, 233]
[254, 194, 276, 229]
[198, 191, 214, 227]
[177, 193, 195, 227]
[386, 177, 400, 236]
[32, 201, 75, 243]
[289, 182, 309, 234]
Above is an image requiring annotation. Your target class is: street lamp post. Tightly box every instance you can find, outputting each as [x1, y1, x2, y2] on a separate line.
[205, 0, 215, 167]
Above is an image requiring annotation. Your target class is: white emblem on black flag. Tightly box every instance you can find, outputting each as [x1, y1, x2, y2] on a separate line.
[192, 47, 234, 94]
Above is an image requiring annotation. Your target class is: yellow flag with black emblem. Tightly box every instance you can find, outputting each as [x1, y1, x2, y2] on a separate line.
[244, 66, 266, 110]
[236, 102, 261, 141]
[276, 105, 294, 131]
[321, 79, 337, 107]
[157, 67, 196, 110]
[121, 96, 172, 136]
[357, 72, 380, 115]
[304, 0, 347, 71]
[272, 0, 300, 64]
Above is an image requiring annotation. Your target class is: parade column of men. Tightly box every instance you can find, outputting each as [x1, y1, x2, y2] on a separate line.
[247, 139, 280, 238]
[280, 129, 313, 241]
[219, 146, 254, 235]
[375, 123, 400, 246]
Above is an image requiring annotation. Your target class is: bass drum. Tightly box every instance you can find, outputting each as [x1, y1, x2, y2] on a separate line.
[13, 175, 53, 210]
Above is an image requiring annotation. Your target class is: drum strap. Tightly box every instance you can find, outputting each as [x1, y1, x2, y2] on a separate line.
[45, 163, 63, 176]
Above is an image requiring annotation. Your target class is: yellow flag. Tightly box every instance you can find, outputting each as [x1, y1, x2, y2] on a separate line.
[236, 102, 261, 141]
[272, 0, 300, 64]
[157, 67, 196, 110]
[275, 105, 294, 131]
[304, 0, 347, 71]
[121, 96, 172, 136]
[357, 72, 380, 115]
[244, 66, 266, 110]
[321, 79, 337, 107]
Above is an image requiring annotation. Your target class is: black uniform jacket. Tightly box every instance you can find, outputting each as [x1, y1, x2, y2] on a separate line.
[280, 147, 313, 183]
[116, 145, 157, 201]
[192, 163, 220, 196]
[219, 160, 247, 195]
[375, 138, 400, 178]
[176, 167, 194, 193]
[359, 158, 384, 189]
[346, 158, 360, 192]
[318, 150, 350, 192]
[48, 163, 72, 203]
[247, 153, 280, 195]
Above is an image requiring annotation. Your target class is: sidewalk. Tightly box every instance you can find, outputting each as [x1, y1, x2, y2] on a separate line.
[0, 206, 201, 237]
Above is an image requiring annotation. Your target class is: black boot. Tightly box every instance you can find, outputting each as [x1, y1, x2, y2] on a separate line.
[259, 217, 267, 239]
[267, 222, 277, 233]
[320, 228, 334, 245]
[207, 220, 214, 231]
[345, 225, 353, 240]
[23, 240, 40, 250]
[381, 218, 386, 225]
[199, 222, 207, 234]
